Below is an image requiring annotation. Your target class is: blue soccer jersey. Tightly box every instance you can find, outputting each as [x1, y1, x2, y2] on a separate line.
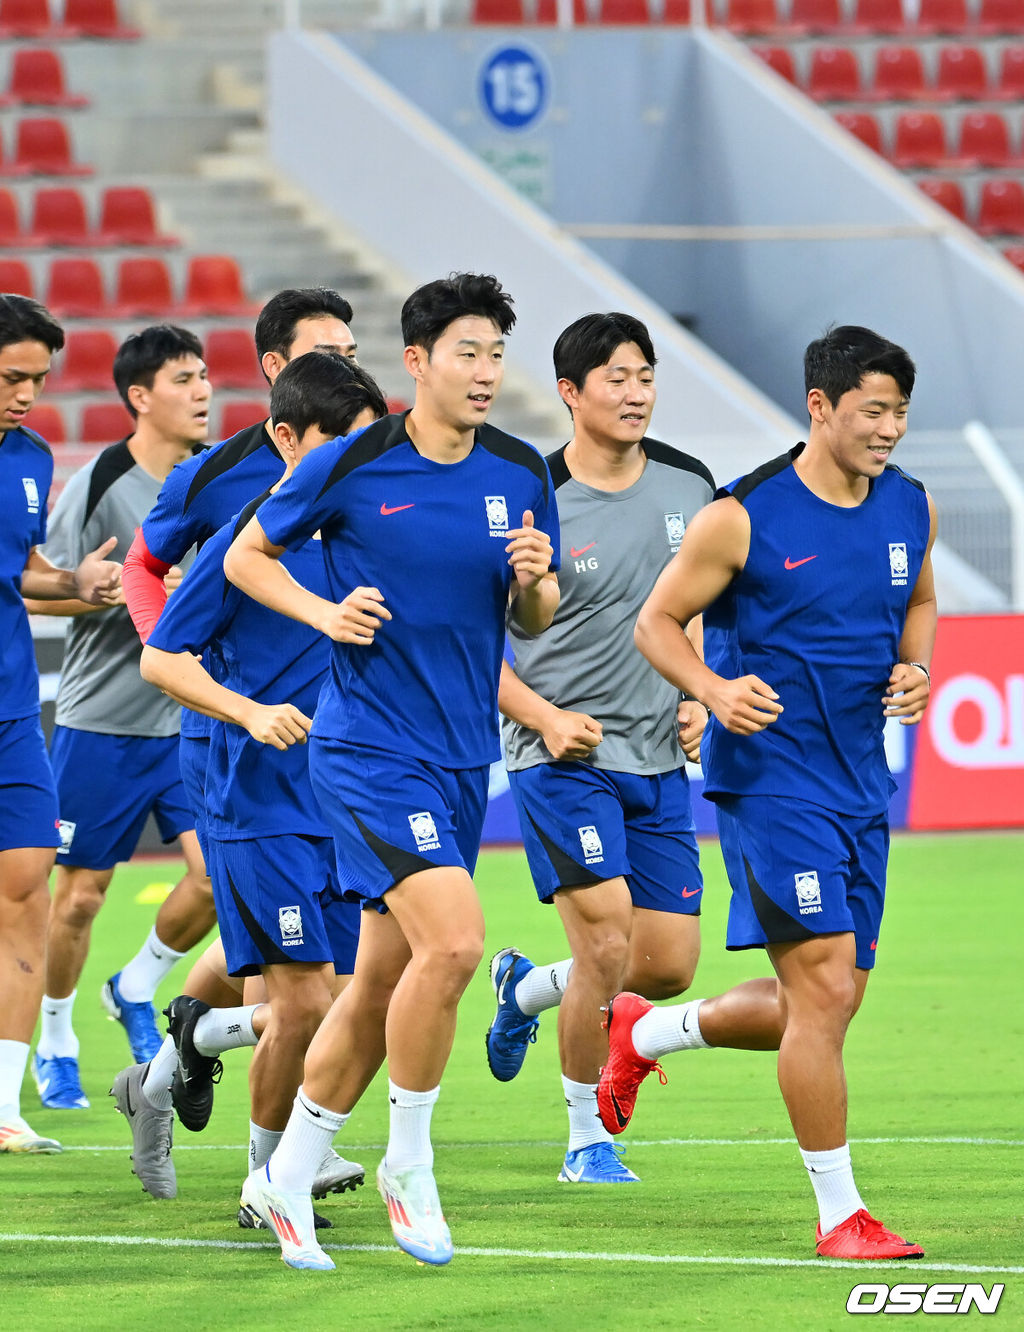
[255, 414, 560, 770]
[141, 421, 284, 739]
[702, 446, 931, 817]
[1, 424, 54, 721]
[147, 496, 331, 840]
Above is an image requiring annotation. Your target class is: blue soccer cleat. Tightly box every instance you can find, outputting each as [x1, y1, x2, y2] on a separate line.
[485, 947, 539, 1082]
[32, 1052, 89, 1109]
[557, 1141, 641, 1184]
[101, 972, 163, 1064]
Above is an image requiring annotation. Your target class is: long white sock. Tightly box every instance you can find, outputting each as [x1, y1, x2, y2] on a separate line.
[269, 1089, 346, 1193]
[117, 927, 186, 1003]
[801, 1143, 866, 1234]
[193, 1004, 260, 1057]
[515, 959, 573, 1016]
[384, 1081, 439, 1172]
[37, 992, 78, 1060]
[562, 1075, 610, 1152]
[249, 1122, 283, 1174]
[633, 999, 710, 1059]
[0, 1039, 30, 1121]
[141, 1036, 177, 1110]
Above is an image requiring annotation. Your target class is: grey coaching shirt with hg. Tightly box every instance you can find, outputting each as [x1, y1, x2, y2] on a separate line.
[42, 439, 192, 737]
[503, 437, 714, 775]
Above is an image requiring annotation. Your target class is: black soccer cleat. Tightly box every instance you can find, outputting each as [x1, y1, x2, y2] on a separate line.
[164, 995, 223, 1133]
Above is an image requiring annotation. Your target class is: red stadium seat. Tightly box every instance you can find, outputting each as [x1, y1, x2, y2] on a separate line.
[892, 111, 951, 166]
[29, 186, 93, 245]
[59, 0, 141, 37]
[0, 0, 56, 37]
[917, 177, 967, 221]
[0, 188, 42, 245]
[6, 50, 89, 108]
[913, 0, 969, 28]
[723, 0, 778, 31]
[471, 0, 525, 18]
[787, 0, 842, 32]
[0, 258, 35, 295]
[45, 256, 107, 316]
[110, 256, 175, 316]
[866, 45, 929, 99]
[977, 0, 1024, 31]
[12, 118, 92, 176]
[1001, 245, 1024, 273]
[203, 328, 264, 389]
[807, 46, 864, 99]
[218, 400, 267, 437]
[976, 179, 1024, 234]
[849, 0, 907, 33]
[179, 254, 255, 317]
[47, 329, 117, 392]
[661, 0, 691, 18]
[956, 111, 1024, 165]
[753, 46, 798, 82]
[834, 110, 885, 153]
[80, 402, 133, 443]
[597, 0, 651, 20]
[23, 402, 66, 445]
[934, 45, 989, 99]
[95, 186, 177, 246]
[991, 44, 1024, 97]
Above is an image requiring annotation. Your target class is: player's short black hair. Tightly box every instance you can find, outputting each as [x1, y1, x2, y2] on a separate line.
[254, 288, 355, 365]
[804, 325, 916, 406]
[113, 325, 204, 418]
[553, 312, 657, 390]
[270, 349, 388, 441]
[400, 272, 516, 355]
[0, 293, 65, 355]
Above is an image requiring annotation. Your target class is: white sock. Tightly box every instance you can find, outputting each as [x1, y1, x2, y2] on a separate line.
[117, 927, 187, 1003]
[515, 959, 573, 1016]
[37, 992, 78, 1060]
[384, 1080, 439, 1172]
[249, 1122, 283, 1173]
[0, 1039, 30, 1121]
[268, 1088, 346, 1193]
[562, 1075, 610, 1152]
[193, 1004, 260, 1057]
[801, 1143, 866, 1234]
[633, 999, 710, 1059]
[141, 1037, 177, 1110]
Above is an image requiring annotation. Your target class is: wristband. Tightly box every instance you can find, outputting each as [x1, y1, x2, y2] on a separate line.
[683, 695, 712, 717]
[903, 660, 930, 684]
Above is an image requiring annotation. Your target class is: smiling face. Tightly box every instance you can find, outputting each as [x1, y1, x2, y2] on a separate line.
[559, 340, 655, 448]
[405, 314, 505, 434]
[130, 353, 211, 446]
[809, 371, 909, 482]
[0, 339, 53, 435]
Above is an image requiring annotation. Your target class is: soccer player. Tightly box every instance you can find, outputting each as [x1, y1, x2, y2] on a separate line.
[26, 326, 214, 1104]
[227, 273, 559, 1270]
[136, 352, 387, 1220]
[0, 293, 120, 1153]
[598, 326, 935, 1261]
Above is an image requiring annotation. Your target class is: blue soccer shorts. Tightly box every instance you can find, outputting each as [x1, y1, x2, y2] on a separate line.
[50, 725, 193, 870]
[178, 733, 210, 862]
[508, 761, 703, 913]
[0, 715, 59, 852]
[715, 793, 888, 970]
[309, 737, 490, 912]
[206, 831, 359, 978]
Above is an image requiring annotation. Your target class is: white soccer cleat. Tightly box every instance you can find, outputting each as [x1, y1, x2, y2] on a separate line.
[240, 1165, 335, 1271]
[0, 1118, 62, 1154]
[377, 1160, 453, 1266]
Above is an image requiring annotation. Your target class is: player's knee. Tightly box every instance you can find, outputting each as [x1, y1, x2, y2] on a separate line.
[574, 928, 630, 990]
[58, 875, 108, 926]
[638, 962, 696, 1001]
[428, 933, 485, 993]
[0, 872, 50, 913]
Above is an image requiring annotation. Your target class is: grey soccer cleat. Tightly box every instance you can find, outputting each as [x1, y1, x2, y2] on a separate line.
[312, 1148, 365, 1198]
[110, 1061, 176, 1199]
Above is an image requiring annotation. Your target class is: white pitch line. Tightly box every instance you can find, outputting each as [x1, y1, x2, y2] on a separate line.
[1, 1233, 1022, 1275]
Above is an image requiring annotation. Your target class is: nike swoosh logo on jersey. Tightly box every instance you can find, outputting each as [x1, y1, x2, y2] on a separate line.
[570, 543, 596, 558]
[784, 555, 817, 569]
[681, 886, 700, 898]
[607, 1086, 631, 1132]
[380, 502, 415, 515]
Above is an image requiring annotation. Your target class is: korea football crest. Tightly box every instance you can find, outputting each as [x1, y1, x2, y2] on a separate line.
[578, 825, 604, 866]
[409, 811, 441, 852]
[794, 870, 822, 915]
[486, 495, 509, 537]
[23, 477, 40, 515]
[279, 905, 303, 946]
[664, 512, 685, 552]
[888, 542, 908, 587]
[56, 820, 76, 855]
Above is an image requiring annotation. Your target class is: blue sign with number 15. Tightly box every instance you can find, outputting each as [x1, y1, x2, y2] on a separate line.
[479, 45, 548, 131]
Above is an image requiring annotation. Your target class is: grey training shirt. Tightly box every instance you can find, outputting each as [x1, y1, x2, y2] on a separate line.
[503, 438, 714, 775]
[42, 439, 192, 737]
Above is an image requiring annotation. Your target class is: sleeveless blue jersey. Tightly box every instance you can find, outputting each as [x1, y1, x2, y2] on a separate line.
[1, 425, 53, 721]
[702, 445, 930, 816]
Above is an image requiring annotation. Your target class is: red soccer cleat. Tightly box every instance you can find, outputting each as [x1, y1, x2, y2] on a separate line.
[597, 991, 667, 1135]
[816, 1208, 925, 1260]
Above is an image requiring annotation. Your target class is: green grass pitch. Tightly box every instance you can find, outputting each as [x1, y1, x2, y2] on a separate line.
[2, 832, 1021, 1330]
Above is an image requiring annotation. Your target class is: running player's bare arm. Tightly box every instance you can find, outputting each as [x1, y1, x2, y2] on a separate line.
[20, 538, 121, 605]
[505, 509, 559, 634]
[636, 498, 783, 735]
[884, 490, 938, 726]
[498, 659, 602, 760]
